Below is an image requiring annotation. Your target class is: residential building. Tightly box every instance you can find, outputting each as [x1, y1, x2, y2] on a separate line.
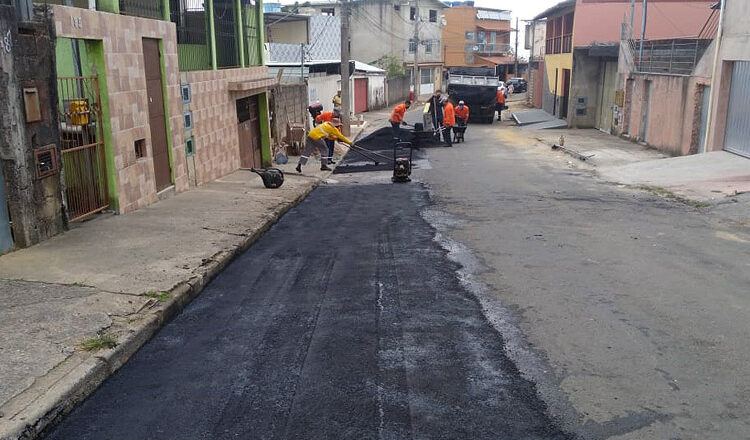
[532, 0, 575, 120]
[300, 0, 446, 96]
[442, 4, 513, 74]
[532, 0, 714, 132]
[47, 0, 275, 222]
[525, 20, 546, 108]
[701, 1, 750, 159]
[617, 2, 716, 155]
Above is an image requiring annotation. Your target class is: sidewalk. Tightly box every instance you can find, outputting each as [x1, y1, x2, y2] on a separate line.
[0, 125, 365, 439]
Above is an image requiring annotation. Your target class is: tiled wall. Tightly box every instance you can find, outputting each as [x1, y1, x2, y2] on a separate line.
[184, 67, 272, 184]
[53, 6, 187, 214]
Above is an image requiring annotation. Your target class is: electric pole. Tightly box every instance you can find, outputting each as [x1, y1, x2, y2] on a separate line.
[514, 17, 519, 77]
[340, 0, 351, 135]
[638, 0, 648, 71]
[412, 0, 419, 100]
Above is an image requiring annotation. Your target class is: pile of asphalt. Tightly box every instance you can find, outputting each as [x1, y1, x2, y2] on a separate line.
[333, 127, 444, 174]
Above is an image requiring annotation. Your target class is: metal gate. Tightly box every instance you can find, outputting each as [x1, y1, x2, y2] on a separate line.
[725, 61, 750, 158]
[57, 76, 110, 221]
[0, 166, 12, 254]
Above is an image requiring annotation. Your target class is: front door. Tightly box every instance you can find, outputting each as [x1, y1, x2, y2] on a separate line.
[0, 166, 13, 254]
[561, 68, 571, 119]
[142, 38, 172, 191]
[354, 78, 368, 114]
[237, 95, 262, 169]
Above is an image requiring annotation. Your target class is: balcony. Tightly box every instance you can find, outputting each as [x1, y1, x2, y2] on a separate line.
[545, 33, 572, 55]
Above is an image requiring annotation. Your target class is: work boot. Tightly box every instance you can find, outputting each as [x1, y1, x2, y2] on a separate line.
[296, 163, 302, 173]
[320, 164, 331, 171]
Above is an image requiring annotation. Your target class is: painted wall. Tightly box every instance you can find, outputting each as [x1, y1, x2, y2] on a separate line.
[542, 53, 573, 117]
[574, 0, 715, 47]
[182, 67, 275, 184]
[308, 73, 341, 115]
[626, 73, 710, 155]
[266, 19, 308, 44]
[705, 0, 750, 153]
[569, 49, 609, 128]
[366, 74, 387, 110]
[53, 5, 188, 214]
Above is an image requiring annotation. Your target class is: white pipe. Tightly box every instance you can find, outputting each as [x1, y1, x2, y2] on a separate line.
[702, 0, 725, 154]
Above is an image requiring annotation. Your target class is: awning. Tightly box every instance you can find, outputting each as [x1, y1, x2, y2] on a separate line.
[475, 55, 515, 66]
[227, 77, 278, 93]
[475, 24, 511, 33]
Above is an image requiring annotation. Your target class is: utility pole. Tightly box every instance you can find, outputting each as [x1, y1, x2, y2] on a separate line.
[300, 43, 305, 84]
[630, 0, 635, 38]
[638, 0, 648, 71]
[412, 0, 420, 100]
[514, 17, 519, 77]
[340, 0, 351, 135]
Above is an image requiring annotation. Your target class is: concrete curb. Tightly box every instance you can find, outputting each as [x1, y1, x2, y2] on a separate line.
[0, 182, 321, 440]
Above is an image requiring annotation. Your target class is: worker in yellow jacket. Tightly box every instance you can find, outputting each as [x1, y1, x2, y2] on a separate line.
[296, 119, 353, 173]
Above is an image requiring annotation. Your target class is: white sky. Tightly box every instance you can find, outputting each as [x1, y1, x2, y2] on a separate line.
[277, 0, 562, 58]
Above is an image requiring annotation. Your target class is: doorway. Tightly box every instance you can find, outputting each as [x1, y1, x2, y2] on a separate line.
[142, 38, 172, 191]
[561, 68, 571, 119]
[354, 78, 368, 114]
[237, 95, 263, 169]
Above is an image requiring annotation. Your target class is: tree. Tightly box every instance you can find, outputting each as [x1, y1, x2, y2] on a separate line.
[373, 55, 405, 78]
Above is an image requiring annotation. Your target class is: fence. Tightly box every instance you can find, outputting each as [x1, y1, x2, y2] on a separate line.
[119, 0, 164, 20]
[57, 76, 109, 221]
[626, 37, 711, 76]
[387, 75, 410, 106]
[214, 0, 239, 68]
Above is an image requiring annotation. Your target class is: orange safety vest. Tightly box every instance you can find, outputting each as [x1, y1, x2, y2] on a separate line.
[455, 105, 469, 121]
[390, 103, 407, 123]
[497, 90, 506, 104]
[443, 102, 455, 127]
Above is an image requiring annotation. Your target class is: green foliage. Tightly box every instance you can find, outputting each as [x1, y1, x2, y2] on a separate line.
[143, 290, 170, 302]
[81, 335, 118, 352]
[374, 55, 405, 78]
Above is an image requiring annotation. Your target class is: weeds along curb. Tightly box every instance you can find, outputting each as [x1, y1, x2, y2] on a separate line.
[0, 182, 321, 440]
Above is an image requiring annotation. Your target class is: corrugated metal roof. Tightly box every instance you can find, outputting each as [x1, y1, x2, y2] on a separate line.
[476, 9, 511, 21]
[532, 0, 576, 20]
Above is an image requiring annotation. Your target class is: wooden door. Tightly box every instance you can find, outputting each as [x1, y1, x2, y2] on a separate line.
[354, 78, 368, 114]
[237, 95, 262, 169]
[142, 38, 172, 191]
[561, 68, 571, 119]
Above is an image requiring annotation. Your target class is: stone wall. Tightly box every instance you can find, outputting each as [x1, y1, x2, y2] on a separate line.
[0, 4, 65, 249]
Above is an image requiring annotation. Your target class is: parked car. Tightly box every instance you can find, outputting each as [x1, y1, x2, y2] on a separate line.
[506, 77, 527, 93]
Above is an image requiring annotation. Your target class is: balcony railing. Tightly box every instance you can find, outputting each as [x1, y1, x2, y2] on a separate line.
[545, 33, 572, 55]
[119, 0, 164, 20]
[465, 43, 512, 55]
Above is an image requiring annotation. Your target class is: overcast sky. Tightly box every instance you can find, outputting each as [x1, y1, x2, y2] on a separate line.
[278, 0, 562, 58]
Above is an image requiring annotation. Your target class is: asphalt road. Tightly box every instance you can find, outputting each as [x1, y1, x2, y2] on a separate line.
[414, 121, 750, 439]
[45, 181, 571, 439]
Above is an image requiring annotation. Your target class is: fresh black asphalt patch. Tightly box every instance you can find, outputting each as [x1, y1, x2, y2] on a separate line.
[44, 182, 571, 440]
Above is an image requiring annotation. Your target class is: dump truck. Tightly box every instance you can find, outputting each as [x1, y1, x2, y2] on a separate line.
[445, 66, 500, 124]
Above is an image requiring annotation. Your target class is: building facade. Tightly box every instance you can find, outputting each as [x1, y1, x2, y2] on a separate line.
[703, 0, 750, 159]
[533, 0, 575, 120]
[301, 0, 445, 96]
[442, 5, 512, 72]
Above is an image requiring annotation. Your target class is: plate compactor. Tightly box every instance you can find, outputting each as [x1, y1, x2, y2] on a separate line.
[392, 141, 413, 183]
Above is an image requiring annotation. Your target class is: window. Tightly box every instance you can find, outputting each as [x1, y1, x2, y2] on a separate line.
[410, 7, 416, 20]
[394, 4, 400, 11]
[477, 31, 486, 44]
[429, 10, 437, 22]
[465, 54, 474, 64]
[321, 7, 335, 16]
[425, 39, 432, 53]
[490, 32, 496, 44]
[409, 40, 417, 53]
[421, 68, 433, 85]
[465, 31, 474, 40]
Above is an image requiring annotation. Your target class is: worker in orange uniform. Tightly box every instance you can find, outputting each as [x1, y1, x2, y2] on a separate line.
[316, 109, 341, 164]
[496, 87, 506, 121]
[389, 100, 411, 141]
[442, 97, 455, 147]
[296, 120, 353, 173]
[455, 100, 470, 125]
